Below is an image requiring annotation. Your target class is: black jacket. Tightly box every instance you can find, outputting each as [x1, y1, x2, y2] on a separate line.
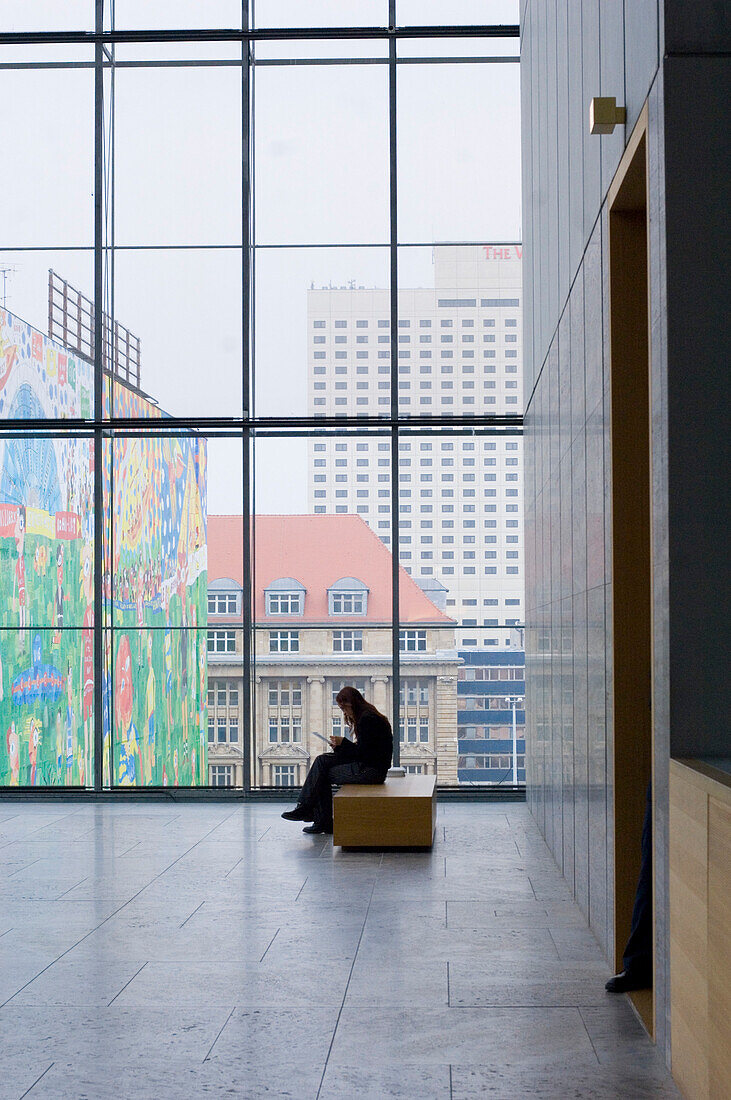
[334, 710, 393, 777]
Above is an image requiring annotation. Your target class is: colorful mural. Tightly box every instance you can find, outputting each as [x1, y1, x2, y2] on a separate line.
[0, 304, 207, 788]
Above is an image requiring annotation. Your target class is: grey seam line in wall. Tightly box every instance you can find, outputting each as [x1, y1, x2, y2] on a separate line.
[525, 0, 590, 419]
[524, 62, 659, 418]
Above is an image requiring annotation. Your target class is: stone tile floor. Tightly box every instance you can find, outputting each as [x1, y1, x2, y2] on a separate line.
[0, 802, 680, 1099]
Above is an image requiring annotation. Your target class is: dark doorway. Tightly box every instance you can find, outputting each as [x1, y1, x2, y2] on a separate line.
[608, 109, 654, 1036]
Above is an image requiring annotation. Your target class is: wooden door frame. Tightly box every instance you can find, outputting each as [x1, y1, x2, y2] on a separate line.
[607, 103, 655, 1037]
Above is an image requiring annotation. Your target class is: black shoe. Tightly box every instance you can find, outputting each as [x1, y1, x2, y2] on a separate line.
[605, 970, 651, 993]
[302, 823, 333, 835]
[281, 806, 312, 822]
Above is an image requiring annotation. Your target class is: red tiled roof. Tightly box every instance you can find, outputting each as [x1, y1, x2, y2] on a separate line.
[208, 514, 455, 625]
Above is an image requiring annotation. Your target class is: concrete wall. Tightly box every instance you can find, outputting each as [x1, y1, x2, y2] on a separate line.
[521, 0, 729, 1064]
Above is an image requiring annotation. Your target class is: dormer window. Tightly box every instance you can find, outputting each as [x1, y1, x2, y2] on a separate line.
[328, 577, 369, 616]
[207, 578, 242, 616]
[265, 578, 305, 616]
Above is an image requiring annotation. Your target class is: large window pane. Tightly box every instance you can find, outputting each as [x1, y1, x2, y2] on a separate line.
[109, 626, 207, 787]
[397, 427, 524, 786]
[254, 66, 389, 245]
[397, 62, 521, 243]
[253, 2, 388, 28]
[3, 1, 93, 31]
[398, 244, 524, 418]
[110, 2, 242, 30]
[107, 434, 241, 787]
[0, 628, 94, 788]
[107, 249, 243, 418]
[0, 64, 93, 247]
[113, 65, 242, 246]
[255, 246, 389, 418]
[252, 434, 393, 788]
[0, 434, 94, 630]
[397, 1, 519, 25]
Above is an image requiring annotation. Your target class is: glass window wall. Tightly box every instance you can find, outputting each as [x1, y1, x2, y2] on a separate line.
[0, 4, 521, 791]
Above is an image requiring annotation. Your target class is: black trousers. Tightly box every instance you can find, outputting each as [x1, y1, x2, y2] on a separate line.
[298, 753, 384, 829]
[623, 780, 653, 979]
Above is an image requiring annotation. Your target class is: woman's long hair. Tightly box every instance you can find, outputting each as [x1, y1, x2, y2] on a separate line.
[335, 685, 389, 733]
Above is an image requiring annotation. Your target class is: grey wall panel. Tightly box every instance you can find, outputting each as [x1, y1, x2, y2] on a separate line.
[536, 1, 551, 369]
[521, 2, 537, 401]
[599, 0, 626, 194]
[556, 0, 571, 307]
[583, 217, 604, 419]
[647, 64, 671, 1063]
[587, 583, 608, 952]
[663, 0, 731, 53]
[558, 310, 572, 467]
[569, 273, 586, 446]
[560, 448, 573, 602]
[546, 1, 560, 344]
[521, 0, 686, 1060]
[585, 399, 606, 592]
[581, 0, 602, 246]
[561, 593, 575, 894]
[624, 0, 659, 132]
[664, 56, 731, 757]
[567, 0, 585, 285]
[573, 586, 589, 918]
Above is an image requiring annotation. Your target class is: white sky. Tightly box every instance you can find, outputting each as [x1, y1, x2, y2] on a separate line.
[1, 2, 521, 515]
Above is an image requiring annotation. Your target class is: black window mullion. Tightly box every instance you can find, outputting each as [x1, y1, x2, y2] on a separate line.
[388, 0, 400, 768]
[92, 0, 104, 791]
[241, 12, 253, 795]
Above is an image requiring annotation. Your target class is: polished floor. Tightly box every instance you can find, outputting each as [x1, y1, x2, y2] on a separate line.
[0, 801, 679, 1099]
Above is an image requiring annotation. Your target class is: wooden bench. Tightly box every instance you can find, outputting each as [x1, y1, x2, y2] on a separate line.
[333, 775, 437, 848]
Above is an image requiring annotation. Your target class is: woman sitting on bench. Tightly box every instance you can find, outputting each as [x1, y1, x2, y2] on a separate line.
[281, 685, 393, 835]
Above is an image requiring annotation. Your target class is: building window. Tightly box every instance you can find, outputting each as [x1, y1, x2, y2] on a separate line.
[265, 581, 305, 615]
[210, 765, 233, 787]
[273, 765, 296, 787]
[330, 591, 367, 614]
[209, 679, 239, 707]
[208, 630, 236, 654]
[399, 678, 429, 705]
[208, 591, 239, 615]
[269, 631, 299, 653]
[268, 680, 303, 707]
[400, 630, 427, 652]
[333, 630, 363, 653]
[331, 679, 368, 705]
[268, 717, 302, 743]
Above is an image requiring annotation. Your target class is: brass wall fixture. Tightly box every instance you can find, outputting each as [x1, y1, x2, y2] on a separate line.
[590, 96, 627, 134]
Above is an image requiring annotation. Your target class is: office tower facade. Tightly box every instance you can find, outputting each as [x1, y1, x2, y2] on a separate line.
[306, 244, 523, 646]
[306, 245, 526, 785]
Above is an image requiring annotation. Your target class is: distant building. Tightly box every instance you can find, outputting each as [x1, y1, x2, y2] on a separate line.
[206, 514, 461, 787]
[304, 244, 525, 784]
[306, 243, 524, 653]
[457, 647, 525, 786]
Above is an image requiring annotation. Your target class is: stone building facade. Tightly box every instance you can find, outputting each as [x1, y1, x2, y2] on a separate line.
[206, 514, 460, 788]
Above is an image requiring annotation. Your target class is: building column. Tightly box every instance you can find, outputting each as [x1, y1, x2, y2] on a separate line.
[371, 675, 389, 715]
[307, 676, 326, 744]
[435, 673, 459, 785]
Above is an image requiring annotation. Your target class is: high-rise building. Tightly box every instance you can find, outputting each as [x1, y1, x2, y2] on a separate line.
[306, 244, 525, 785]
[306, 244, 523, 647]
